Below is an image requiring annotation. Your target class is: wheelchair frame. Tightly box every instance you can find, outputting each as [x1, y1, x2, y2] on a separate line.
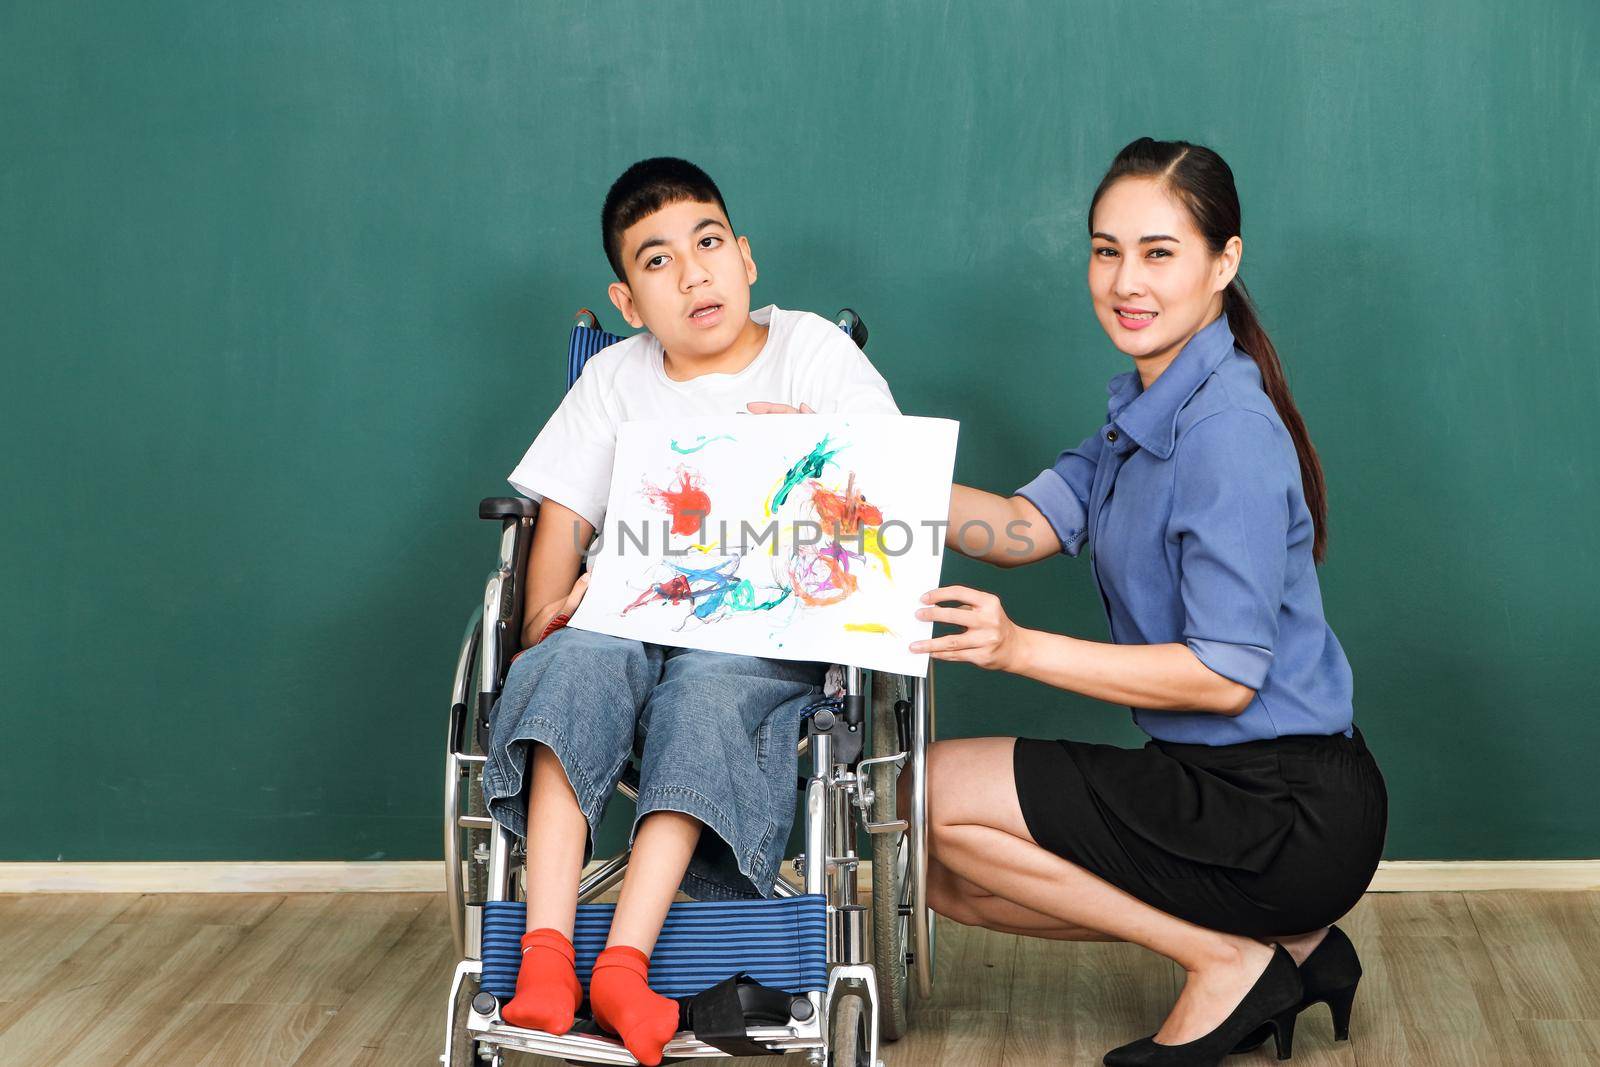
[440, 310, 936, 1066]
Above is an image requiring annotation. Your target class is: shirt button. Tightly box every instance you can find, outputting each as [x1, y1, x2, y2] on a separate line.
[1106, 429, 1118, 443]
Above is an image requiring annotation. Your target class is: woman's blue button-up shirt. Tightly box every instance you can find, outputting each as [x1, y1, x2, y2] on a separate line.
[1015, 312, 1354, 745]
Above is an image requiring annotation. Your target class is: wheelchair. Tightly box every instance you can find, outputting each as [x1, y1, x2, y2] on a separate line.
[441, 309, 938, 1066]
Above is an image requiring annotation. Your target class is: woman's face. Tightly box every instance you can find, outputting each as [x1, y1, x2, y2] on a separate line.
[1088, 177, 1240, 376]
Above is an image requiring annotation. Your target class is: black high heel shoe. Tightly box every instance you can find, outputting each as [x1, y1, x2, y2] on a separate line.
[1102, 944, 1304, 1066]
[1232, 925, 1362, 1055]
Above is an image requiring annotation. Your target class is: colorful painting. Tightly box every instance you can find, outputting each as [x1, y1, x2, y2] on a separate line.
[567, 415, 959, 675]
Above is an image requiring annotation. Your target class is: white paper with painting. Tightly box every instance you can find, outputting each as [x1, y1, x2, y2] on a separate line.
[566, 415, 959, 676]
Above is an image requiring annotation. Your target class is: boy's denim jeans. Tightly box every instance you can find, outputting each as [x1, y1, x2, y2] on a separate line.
[480, 626, 827, 900]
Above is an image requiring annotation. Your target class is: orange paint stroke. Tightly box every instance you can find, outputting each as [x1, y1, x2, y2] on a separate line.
[790, 550, 858, 607]
[809, 475, 882, 535]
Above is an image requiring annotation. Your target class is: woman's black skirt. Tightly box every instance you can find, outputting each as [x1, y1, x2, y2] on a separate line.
[1013, 726, 1387, 938]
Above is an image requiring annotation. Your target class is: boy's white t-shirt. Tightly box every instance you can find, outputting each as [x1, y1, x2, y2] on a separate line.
[509, 304, 900, 530]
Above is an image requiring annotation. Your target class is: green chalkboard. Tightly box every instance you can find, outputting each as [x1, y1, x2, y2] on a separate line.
[3, 1, 1596, 863]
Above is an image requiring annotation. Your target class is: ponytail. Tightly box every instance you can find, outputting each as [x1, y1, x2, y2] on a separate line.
[1222, 281, 1329, 563]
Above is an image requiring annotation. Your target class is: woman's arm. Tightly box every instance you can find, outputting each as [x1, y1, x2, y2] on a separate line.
[1009, 630, 1255, 715]
[945, 485, 1060, 568]
[909, 585, 1255, 716]
[519, 499, 595, 647]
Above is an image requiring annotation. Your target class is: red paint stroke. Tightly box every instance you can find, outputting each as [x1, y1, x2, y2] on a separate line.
[642, 469, 712, 536]
[624, 573, 695, 614]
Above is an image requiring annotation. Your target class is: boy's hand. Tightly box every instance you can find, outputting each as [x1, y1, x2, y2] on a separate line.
[745, 401, 815, 415]
[559, 573, 591, 615]
[516, 573, 591, 660]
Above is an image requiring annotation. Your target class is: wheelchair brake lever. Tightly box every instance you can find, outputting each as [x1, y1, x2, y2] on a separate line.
[856, 751, 906, 774]
[856, 751, 909, 834]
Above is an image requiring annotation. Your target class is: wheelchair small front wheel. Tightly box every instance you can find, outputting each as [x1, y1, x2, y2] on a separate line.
[446, 971, 480, 1066]
[826, 993, 871, 1067]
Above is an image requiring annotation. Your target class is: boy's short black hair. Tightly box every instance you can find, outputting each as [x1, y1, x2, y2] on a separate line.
[602, 157, 732, 281]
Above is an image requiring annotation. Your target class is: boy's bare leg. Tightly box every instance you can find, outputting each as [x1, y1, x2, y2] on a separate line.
[591, 810, 702, 1064]
[606, 810, 701, 951]
[524, 743, 589, 936]
[502, 742, 588, 1035]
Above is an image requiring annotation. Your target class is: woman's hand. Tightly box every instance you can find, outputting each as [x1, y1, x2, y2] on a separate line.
[909, 585, 1030, 672]
[745, 401, 815, 414]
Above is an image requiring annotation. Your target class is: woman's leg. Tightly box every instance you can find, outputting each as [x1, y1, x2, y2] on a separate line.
[1256, 927, 1329, 965]
[904, 756, 1114, 940]
[924, 737, 1277, 1045]
[928, 853, 1116, 941]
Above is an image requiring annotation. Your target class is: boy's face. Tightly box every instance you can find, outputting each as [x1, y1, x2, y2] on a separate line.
[607, 199, 758, 357]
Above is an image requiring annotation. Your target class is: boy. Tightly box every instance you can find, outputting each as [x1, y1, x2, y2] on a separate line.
[481, 157, 898, 1064]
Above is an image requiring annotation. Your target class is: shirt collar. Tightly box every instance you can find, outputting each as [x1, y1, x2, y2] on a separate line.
[1106, 312, 1238, 460]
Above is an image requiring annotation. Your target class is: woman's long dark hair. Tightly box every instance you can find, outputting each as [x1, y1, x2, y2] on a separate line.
[1088, 137, 1330, 564]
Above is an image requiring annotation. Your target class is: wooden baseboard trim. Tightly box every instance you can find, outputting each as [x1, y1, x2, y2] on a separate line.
[1365, 860, 1600, 892]
[0, 862, 445, 894]
[3, 859, 1598, 895]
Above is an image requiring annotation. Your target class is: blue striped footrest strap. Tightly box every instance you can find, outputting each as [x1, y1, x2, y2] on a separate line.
[480, 895, 828, 1002]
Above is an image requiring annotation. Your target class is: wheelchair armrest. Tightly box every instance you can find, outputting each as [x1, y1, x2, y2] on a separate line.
[479, 496, 537, 521]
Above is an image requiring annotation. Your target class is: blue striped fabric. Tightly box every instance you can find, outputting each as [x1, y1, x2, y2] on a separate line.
[480, 896, 828, 1002]
[567, 323, 623, 390]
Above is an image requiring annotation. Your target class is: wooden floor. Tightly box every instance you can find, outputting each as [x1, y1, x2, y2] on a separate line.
[2, 891, 1597, 1065]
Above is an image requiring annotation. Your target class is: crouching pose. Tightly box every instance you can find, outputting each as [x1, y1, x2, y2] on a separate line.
[910, 138, 1387, 1067]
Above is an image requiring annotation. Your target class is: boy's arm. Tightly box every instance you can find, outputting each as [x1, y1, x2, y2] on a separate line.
[519, 499, 595, 647]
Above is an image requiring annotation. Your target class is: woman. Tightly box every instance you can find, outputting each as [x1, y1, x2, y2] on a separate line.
[909, 138, 1387, 1066]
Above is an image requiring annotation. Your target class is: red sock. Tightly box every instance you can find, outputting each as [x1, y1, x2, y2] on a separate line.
[501, 928, 583, 1035]
[589, 945, 680, 1066]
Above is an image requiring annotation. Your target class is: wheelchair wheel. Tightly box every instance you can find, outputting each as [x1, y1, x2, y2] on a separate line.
[446, 608, 497, 962]
[867, 671, 909, 1041]
[827, 992, 871, 1067]
[911, 666, 936, 999]
[464, 626, 492, 905]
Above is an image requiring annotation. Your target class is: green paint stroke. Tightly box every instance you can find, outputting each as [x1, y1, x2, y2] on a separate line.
[728, 580, 792, 613]
[670, 433, 736, 454]
[773, 435, 841, 509]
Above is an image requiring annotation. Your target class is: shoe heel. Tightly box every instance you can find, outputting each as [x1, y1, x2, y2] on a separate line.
[1270, 1006, 1298, 1060]
[1325, 981, 1358, 1041]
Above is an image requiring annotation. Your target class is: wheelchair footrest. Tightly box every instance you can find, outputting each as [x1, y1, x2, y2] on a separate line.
[476, 1018, 820, 1064]
[679, 971, 813, 1057]
[480, 895, 828, 1002]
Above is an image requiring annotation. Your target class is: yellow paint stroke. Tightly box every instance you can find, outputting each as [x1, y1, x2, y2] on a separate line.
[763, 473, 787, 518]
[844, 622, 894, 635]
[860, 526, 893, 579]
